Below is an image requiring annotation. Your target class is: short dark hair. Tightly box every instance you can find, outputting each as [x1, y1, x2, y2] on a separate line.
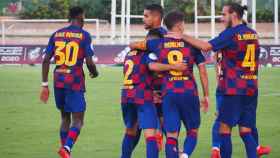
[144, 4, 164, 19]
[69, 6, 84, 20]
[163, 11, 184, 30]
[225, 2, 248, 19]
[147, 29, 164, 38]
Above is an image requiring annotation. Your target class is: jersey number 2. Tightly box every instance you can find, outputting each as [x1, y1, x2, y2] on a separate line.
[123, 60, 134, 85]
[242, 44, 256, 71]
[55, 41, 79, 66]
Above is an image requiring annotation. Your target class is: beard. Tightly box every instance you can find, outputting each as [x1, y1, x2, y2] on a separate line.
[144, 23, 153, 30]
[226, 17, 233, 28]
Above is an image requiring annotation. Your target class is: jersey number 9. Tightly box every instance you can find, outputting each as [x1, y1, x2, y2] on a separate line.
[167, 50, 183, 76]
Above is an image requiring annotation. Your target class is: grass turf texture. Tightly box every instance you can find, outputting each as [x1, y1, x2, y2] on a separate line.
[0, 66, 279, 158]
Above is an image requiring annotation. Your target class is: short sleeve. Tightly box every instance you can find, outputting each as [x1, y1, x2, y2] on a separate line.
[192, 47, 205, 65]
[83, 32, 94, 57]
[209, 28, 234, 52]
[145, 52, 159, 64]
[45, 33, 55, 56]
[146, 39, 160, 52]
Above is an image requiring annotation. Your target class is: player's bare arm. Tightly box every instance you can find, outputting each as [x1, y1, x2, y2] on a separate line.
[166, 32, 213, 52]
[198, 63, 209, 113]
[86, 57, 98, 78]
[129, 40, 147, 51]
[40, 53, 52, 103]
[148, 62, 187, 72]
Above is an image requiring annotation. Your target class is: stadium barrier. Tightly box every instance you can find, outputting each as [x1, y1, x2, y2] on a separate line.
[0, 45, 279, 67]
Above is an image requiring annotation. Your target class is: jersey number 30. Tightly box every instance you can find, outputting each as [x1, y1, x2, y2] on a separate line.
[242, 44, 256, 71]
[55, 41, 79, 66]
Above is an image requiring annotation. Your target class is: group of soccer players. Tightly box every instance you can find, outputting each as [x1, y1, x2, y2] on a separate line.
[40, 3, 271, 158]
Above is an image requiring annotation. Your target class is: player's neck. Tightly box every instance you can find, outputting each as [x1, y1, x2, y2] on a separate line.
[152, 23, 161, 29]
[231, 19, 243, 27]
[70, 22, 82, 28]
[169, 27, 183, 35]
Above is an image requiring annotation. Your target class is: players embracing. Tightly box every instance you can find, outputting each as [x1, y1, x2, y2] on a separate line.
[167, 2, 271, 158]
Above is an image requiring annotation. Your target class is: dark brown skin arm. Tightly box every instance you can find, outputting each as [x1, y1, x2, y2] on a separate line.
[86, 57, 98, 78]
[42, 53, 52, 82]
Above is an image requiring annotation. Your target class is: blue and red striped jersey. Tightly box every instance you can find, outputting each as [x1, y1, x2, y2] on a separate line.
[209, 24, 259, 96]
[148, 27, 167, 92]
[146, 38, 205, 96]
[45, 25, 94, 92]
[121, 50, 154, 105]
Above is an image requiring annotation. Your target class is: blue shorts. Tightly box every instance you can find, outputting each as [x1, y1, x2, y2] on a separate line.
[163, 92, 200, 132]
[217, 95, 257, 128]
[121, 102, 158, 129]
[216, 94, 223, 112]
[54, 88, 86, 112]
[155, 103, 163, 117]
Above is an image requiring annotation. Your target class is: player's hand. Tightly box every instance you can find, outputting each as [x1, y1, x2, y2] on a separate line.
[129, 40, 147, 51]
[200, 96, 209, 113]
[40, 86, 49, 104]
[90, 71, 98, 78]
[172, 63, 187, 71]
[165, 32, 183, 39]
[153, 91, 162, 104]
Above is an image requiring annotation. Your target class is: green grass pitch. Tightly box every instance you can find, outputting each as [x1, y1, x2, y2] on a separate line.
[0, 66, 279, 158]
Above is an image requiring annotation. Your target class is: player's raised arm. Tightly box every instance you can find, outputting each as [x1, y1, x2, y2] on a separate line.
[165, 32, 212, 52]
[166, 27, 233, 53]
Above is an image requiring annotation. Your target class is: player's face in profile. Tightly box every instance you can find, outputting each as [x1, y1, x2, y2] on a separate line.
[221, 6, 232, 28]
[143, 10, 154, 30]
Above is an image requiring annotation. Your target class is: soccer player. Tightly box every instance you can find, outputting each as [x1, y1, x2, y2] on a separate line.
[146, 11, 209, 158]
[40, 6, 98, 158]
[118, 4, 167, 61]
[167, 3, 271, 158]
[120, 30, 186, 158]
[118, 3, 167, 151]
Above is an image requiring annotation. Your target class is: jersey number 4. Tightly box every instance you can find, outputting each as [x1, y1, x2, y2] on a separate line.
[242, 44, 256, 71]
[55, 41, 79, 66]
[123, 60, 134, 85]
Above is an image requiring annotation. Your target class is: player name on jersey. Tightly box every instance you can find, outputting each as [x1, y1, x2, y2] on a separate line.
[55, 32, 83, 39]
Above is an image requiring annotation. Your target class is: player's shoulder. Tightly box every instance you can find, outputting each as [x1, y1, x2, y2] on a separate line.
[157, 27, 167, 35]
[242, 24, 258, 34]
[147, 38, 163, 49]
[219, 27, 236, 38]
[80, 29, 91, 37]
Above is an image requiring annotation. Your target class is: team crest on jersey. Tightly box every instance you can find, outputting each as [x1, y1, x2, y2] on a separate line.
[148, 53, 158, 60]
